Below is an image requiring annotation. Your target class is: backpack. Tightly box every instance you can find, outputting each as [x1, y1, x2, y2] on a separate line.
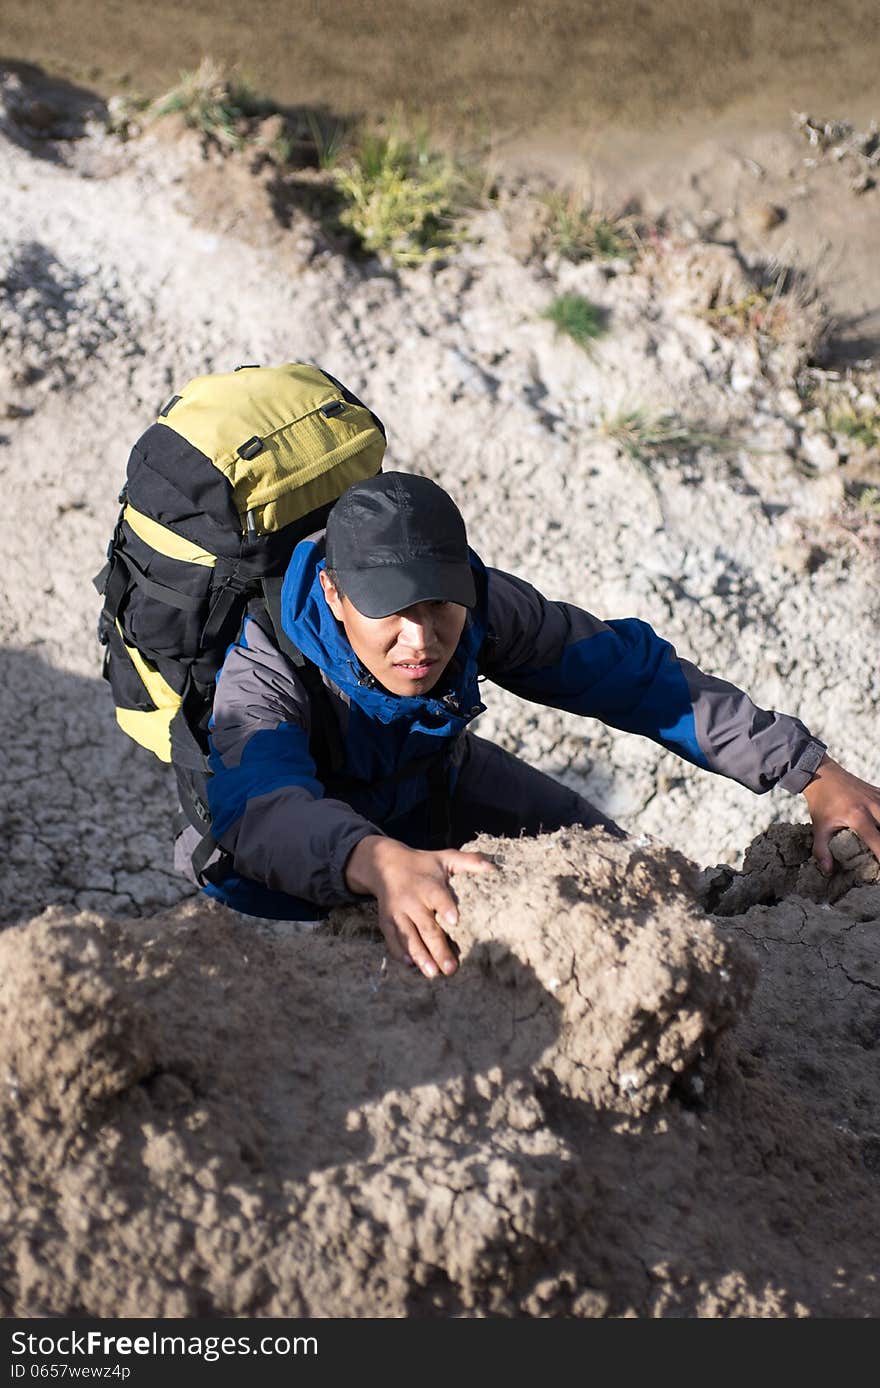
[95, 361, 386, 880]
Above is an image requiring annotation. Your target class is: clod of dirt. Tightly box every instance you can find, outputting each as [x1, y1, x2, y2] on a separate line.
[698, 822, 880, 1170]
[700, 823, 880, 913]
[443, 827, 754, 1112]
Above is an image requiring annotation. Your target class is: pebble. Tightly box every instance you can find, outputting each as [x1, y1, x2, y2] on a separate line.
[730, 370, 754, 394]
[774, 541, 826, 575]
[800, 432, 840, 473]
[750, 412, 797, 452]
[799, 471, 846, 515]
[255, 113, 286, 147]
[744, 202, 786, 233]
[777, 387, 803, 417]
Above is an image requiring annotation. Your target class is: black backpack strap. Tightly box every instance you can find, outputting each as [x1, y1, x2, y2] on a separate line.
[93, 558, 111, 595]
[260, 575, 306, 665]
[93, 503, 127, 606]
[174, 765, 234, 887]
[97, 542, 204, 614]
[190, 830, 234, 887]
[200, 560, 252, 649]
[259, 576, 347, 777]
[94, 549, 131, 621]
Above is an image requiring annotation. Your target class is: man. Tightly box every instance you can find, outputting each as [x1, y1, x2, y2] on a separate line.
[186, 471, 880, 980]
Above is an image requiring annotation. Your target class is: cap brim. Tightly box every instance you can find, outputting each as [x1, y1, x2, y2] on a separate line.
[338, 558, 477, 619]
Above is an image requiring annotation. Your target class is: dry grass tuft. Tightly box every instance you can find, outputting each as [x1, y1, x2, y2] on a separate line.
[147, 58, 262, 150]
[542, 188, 642, 263]
[599, 409, 736, 463]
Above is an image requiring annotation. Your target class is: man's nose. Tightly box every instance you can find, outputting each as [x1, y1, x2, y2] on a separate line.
[398, 605, 434, 645]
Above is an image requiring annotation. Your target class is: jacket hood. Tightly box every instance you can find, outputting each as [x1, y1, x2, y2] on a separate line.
[280, 534, 488, 731]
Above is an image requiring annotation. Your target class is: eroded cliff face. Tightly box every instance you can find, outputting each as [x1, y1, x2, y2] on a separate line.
[0, 825, 877, 1318]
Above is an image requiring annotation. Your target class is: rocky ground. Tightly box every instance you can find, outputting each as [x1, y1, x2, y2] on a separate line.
[1, 65, 879, 1316]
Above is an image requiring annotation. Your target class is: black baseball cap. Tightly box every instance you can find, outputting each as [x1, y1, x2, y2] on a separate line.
[324, 472, 476, 618]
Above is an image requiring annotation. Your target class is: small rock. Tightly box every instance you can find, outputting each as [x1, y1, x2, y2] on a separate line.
[256, 113, 286, 146]
[799, 471, 846, 515]
[774, 541, 827, 575]
[505, 197, 551, 263]
[730, 370, 755, 394]
[750, 413, 797, 451]
[696, 208, 722, 235]
[830, 829, 875, 871]
[777, 387, 804, 417]
[12, 363, 43, 387]
[801, 431, 839, 473]
[744, 202, 786, 233]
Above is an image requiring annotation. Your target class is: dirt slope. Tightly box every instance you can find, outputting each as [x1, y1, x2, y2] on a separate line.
[1, 826, 878, 1317]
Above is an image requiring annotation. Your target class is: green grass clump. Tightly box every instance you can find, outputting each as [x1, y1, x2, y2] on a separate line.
[600, 409, 733, 462]
[332, 126, 469, 267]
[305, 112, 352, 171]
[542, 293, 608, 350]
[828, 405, 880, 449]
[544, 190, 638, 263]
[149, 57, 262, 149]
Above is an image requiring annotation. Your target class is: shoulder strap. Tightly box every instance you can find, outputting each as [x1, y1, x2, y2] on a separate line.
[260, 575, 305, 666]
[259, 576, 346, 776]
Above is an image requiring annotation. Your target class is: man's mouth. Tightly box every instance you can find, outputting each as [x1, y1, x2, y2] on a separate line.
[393, 658, 436, 678]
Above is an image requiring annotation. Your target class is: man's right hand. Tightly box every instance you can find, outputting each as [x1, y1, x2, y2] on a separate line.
[344, 835, 496, 979]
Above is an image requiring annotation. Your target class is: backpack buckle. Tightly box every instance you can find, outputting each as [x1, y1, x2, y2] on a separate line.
[237, 436, 264, 460]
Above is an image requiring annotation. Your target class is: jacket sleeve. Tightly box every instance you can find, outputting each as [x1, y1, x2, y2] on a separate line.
[480, 567, 827, 795]
[206, 616, 382, 906]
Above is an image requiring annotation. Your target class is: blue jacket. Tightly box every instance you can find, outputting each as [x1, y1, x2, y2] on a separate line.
[202, 535, 826, 918]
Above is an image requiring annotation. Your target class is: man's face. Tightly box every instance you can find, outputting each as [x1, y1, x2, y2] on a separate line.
[319, 570, 468, 697]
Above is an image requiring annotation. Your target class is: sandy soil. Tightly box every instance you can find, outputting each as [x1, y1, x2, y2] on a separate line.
[1, 64, 879, 1316]
[2, 1, 878, 148]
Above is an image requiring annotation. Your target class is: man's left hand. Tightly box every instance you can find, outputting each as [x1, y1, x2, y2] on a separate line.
[802, 754, 880, 874]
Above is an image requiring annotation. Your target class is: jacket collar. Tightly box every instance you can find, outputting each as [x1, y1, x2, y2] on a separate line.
[280, 535, 488, 729]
